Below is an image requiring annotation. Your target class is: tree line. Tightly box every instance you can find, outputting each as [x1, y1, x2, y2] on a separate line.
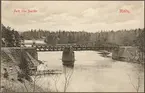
[21, 28, 144, 47]
[1, 24, 23, 47]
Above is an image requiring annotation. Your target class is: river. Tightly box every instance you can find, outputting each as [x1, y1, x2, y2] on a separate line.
[33, 51, 144, 92]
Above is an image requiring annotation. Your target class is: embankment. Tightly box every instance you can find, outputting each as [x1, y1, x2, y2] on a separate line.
[1, 47, 44, 92]
[112, 46, 144, 64]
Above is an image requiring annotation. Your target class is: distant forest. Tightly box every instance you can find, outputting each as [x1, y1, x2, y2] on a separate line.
[1, 24, 144, 53]
[21, 28, 144, 46]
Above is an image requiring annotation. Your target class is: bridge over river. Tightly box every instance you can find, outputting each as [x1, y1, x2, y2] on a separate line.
[32, 44, 118, 51]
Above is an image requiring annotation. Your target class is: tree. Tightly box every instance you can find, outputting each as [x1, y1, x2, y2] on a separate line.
[14, 31, 21, 47]
[3, 27, 14, 47]
[1, 24, 21, 47]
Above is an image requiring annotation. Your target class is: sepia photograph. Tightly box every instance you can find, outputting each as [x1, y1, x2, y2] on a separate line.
[1, 1, 144, 92]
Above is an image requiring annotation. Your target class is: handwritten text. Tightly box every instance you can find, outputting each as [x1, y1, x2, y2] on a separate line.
[14, 9, 38, 13]
[119, 9, 130, 14]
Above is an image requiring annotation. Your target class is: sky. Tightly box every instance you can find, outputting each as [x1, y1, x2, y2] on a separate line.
[2, 1, 144, 32]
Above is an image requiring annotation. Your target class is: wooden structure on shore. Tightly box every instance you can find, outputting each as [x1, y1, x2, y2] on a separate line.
[30, 69, 62, 76]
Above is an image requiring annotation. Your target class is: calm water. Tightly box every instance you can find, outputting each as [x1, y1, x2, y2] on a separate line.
[34, 51, 144, 92]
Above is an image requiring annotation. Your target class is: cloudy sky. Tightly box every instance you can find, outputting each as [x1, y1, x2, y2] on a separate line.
[2, 1, 144, 32]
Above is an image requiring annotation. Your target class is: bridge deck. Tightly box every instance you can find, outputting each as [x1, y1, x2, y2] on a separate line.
[33, 45, 117, 51]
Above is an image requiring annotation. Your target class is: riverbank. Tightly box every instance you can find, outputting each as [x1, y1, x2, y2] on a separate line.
[1, 47, 44, 92]
[112, 46, 144, 65]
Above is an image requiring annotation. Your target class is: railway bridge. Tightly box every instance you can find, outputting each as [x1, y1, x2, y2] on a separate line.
[32, 44, 118, 51]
